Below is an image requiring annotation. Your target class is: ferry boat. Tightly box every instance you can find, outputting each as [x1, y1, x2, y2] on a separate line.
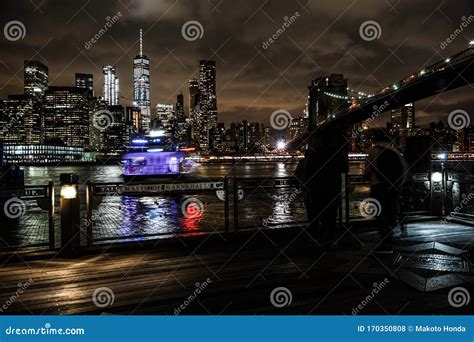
[121, 130, 190, 179]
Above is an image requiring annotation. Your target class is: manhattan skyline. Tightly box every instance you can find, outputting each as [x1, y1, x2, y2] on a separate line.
[0, 0, 473, 127]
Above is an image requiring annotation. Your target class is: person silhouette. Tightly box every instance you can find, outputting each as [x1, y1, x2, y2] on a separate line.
[365, 133, 408, 254]
[304, 125, 348, 248]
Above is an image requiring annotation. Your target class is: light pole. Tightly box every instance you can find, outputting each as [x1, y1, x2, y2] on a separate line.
[59, 173, 80, 257]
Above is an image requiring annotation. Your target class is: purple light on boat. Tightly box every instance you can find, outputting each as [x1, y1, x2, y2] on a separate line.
[122, 151, 185, 176]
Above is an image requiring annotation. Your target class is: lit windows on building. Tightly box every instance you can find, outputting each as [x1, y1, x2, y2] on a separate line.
[75, 73, 94, 96]
[24, 60, 49, 97]
[2, 144, 91, 163]
[133, 29, 151, 133]
[103, 65, 119, 105]
[198, 60, 218, 150]
[391, 103, 415, 130]
[156, 103, 174, 134]
[0, 95, 41, 144]
[44, 86, 91, 147]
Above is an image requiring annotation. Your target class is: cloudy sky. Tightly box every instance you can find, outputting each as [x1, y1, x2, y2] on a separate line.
[0, 0, 473, 127]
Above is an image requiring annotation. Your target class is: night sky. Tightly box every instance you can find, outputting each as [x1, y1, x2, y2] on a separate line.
[0, 0, 473, 127]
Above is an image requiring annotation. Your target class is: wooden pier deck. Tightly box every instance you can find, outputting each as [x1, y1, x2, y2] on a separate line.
[0, 220, 472, 315]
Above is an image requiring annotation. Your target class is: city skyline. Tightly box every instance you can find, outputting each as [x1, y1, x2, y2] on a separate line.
[0, 0, 472, 127]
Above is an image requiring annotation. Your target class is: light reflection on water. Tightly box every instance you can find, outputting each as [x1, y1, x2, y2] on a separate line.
[3, 162, 365, 246]
[15, 163, 300, 244]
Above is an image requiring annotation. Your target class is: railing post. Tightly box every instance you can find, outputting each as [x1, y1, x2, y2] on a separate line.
[48, 181, 55, 250]
[59, 173, 80, 257]
[224, 177, 229, 233]
[233, 176, 239, 231]
[86, 180, 93, 247]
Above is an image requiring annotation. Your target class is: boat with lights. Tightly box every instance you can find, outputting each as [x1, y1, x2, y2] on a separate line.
[121, 129, 192, 179]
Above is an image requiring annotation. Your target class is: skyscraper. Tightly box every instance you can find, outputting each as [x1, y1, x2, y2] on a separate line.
[176, 92, 185, 121]
[198, 60, 217, 149]
[103, 65, 119, 105]
[133, 29, 151, 133]
[24, 60, 49, 97]
[75, 73, 94, 96]
[390, 102, 415, 151]
[44, 86, 91, 147]
[189, 78, 200, 115]
[156, 103, 174, 134]
[391, 103, 415, 130]
[126, 106, 142, 135]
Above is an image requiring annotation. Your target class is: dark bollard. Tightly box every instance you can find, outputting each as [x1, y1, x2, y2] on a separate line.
[59, 173, 80, 257]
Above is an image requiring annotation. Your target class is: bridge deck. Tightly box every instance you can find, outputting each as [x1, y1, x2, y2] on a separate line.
[0, 221, 472, 315]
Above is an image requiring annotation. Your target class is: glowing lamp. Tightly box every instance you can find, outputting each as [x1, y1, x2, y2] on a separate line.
[431, 172, 443, 183]
[61, 185, 77, 199]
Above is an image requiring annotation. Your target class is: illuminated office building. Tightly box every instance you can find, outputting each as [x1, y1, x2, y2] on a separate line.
[198, 60, 218, 150]
[43, 86, 91, 147]
[156, 103, 174, 134]
[189, 78, 200, 116]
[103, 65, 119, 105]
[126, 106, 142, 135]
[391, 103, 415, 129]
[75, 73, 94, 96]
[24, 60, 49, 97]
[0, 95, 41, 144]
[133, 29, 151, 133]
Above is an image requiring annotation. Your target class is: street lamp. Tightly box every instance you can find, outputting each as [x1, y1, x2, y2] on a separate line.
[61, 185, 77, 199]
[431, 172, 443, 182]
[60, 173, 80, 257]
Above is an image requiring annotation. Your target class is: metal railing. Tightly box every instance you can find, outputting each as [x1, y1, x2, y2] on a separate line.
[0, 182, 55, 251]
[1, 170, 472, 253]
[85, 178, 230, 246]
